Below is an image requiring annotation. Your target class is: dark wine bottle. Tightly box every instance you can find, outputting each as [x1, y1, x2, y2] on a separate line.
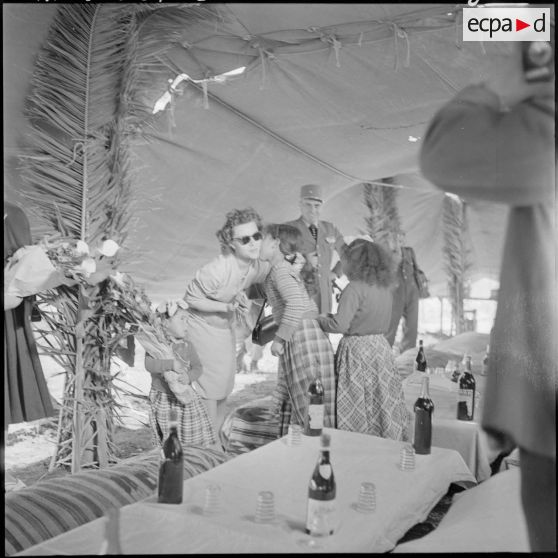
[457, 355, 476, 421]
[413, 376, 434, 455]
[304, 376, 324, 436]
[158, 410, 184, 504]
[306, 433, 336, 536]
[415, 339, 427, 372]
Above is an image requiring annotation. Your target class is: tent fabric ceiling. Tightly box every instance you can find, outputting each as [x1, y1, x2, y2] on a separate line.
[4, 3, 515, 301]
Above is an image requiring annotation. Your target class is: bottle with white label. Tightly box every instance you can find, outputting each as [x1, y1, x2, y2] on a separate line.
[304, 376, 324, 436]
[457, 355, 476, 421]
[306, 433, 336, 536]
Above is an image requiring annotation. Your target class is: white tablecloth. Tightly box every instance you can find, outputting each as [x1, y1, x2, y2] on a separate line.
[393, 468, 529, 553]
[18, 428, 476, 555]
[403, 371, 493, 482]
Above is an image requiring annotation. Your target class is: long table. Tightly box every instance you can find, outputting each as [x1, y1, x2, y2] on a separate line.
[18, 428, 476, 555]
[403, 371, 493, 482]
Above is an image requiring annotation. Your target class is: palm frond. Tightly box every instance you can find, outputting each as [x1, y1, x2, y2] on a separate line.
[363, 180, 402, 247]
[21, 4, 136, 246]
[382, 179, 402, 235]
[19, 3, 223, 472]
[442, 196, 472, 334]
[21, 4, 142, 471]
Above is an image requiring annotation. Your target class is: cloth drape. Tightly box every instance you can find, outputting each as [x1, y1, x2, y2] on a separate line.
[4, 203, 54, 426]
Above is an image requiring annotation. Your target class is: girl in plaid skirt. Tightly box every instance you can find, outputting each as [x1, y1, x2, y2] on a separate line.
[259, 224, 336, 429]
[145, 301, 217, 449]
[318, 238, 410, 441]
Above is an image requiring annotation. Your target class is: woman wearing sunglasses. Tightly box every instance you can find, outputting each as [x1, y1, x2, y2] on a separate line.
[184, 208, 270, 436]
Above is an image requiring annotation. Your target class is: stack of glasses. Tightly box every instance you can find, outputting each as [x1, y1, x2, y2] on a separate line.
[287, 424, 302, 446]
[203, 484, 222, 515]
[399, 444, 416, 471]
[254, 490, 276, 523]
[355, 482, 376, 513]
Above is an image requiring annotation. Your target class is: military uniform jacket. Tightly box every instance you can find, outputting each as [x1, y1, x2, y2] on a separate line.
[284, 216, 345, 314]
[398, 246, 420, 290]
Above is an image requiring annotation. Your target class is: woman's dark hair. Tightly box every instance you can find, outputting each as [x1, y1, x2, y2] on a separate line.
[216, 208, 262, 255]
[263, 223, 301, 256]
[342, 239, 395, 287]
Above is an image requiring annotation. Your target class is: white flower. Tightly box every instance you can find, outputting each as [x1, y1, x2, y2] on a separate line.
[78, 257, 96, 275]
[98, 239, 120, 257]
[74, 240, 90, 256]
[111, 271, 126, 287]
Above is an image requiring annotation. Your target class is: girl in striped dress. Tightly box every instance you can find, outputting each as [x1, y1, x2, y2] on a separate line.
[144, 301, 218, 449]
[259, 224, 336, 428]
[318, 238, 409, 441]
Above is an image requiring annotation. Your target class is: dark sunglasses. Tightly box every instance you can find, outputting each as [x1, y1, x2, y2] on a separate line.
[233, 231, 262, 245]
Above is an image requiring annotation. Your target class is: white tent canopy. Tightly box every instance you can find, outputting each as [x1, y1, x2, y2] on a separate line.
[3, 3, 511, 301]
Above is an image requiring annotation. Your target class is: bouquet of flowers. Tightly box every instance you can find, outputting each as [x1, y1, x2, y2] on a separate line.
[108, 275, 195, 405]
[4, 234, 121, 310]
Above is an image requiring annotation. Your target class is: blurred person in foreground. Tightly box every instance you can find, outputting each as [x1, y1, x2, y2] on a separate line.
[420, 37, 555, 552]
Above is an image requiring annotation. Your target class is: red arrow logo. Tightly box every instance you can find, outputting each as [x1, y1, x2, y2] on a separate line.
[516, 18, 530, 31]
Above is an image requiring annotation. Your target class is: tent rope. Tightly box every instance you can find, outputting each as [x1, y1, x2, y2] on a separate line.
[382, 22, 411, 70]
[307, 27, 343, 68]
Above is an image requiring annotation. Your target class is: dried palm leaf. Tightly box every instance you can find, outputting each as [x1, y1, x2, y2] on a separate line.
[22, 4, 135, 246]
[442, 195, 472, 335]
[21, 4, 138, 471]
[363, 179, 402, 249]
[20, 3, 222, 472]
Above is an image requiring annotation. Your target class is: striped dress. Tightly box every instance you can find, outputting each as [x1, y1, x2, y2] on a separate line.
[264, 260, 336, 428]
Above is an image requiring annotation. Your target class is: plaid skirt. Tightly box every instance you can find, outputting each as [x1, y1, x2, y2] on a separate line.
[274, 318, 336, 428]
[149, 388, 217, 448]
[335, 334, 410, 441]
